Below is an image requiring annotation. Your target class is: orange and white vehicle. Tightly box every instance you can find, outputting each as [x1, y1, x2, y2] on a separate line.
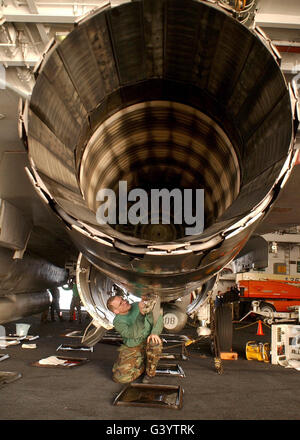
[236, 272, 300, 315]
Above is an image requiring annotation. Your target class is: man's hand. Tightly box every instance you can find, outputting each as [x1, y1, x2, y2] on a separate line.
[138, 300, 146, 315]
[147, 334, 162, 345]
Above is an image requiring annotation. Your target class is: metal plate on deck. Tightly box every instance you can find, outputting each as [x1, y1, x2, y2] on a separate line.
[0, 371, 22, 388]
[113, 383, 183, 409]
[56, 344, 93, 352]
[155, 363, 186, 378]
[159, 352, 188, 361]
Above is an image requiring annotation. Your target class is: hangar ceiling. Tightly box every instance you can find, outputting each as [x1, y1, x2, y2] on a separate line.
[1, 0, 299, 150]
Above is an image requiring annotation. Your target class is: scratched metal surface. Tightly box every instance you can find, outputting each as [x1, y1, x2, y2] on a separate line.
[26, 0, 295, 301]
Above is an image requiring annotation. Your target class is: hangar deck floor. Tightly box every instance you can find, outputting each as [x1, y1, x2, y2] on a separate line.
[0, 312, 300, 422]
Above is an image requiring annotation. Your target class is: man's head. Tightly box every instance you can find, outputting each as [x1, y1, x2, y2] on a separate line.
[107, 295, 131, 315]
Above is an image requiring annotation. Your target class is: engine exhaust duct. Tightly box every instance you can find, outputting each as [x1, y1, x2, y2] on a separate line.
[24, 0, 298, 327]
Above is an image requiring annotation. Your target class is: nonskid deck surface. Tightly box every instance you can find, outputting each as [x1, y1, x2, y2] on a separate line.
[0, 313, 299, 421]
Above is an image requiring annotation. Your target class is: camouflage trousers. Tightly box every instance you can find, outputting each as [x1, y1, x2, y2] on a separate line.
[112, 340, 163, 384]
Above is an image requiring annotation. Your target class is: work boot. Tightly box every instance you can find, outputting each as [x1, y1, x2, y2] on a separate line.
[142, 374, 154, 384]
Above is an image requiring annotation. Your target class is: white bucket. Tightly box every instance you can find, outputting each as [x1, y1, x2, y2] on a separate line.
[16, 323, 31, 337]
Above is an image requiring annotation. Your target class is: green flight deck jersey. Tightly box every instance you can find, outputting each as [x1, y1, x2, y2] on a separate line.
[113, 302, 163, 347]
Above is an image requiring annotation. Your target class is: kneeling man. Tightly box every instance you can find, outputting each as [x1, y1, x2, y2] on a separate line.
[107, 295, 163, 383]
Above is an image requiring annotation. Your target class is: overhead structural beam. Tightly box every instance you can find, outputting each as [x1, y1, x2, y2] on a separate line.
[0, 52, 38, 67]
[1, 2, 107, 23]
[25, 0, 38, 13]
[24, 0, 51, 45]
[3, 13, 77, 23]
[3, 7, 300, 28]
[0, 60, 38, 67]
[36, 23, 50, 45]
[256, 13, 300, 29]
